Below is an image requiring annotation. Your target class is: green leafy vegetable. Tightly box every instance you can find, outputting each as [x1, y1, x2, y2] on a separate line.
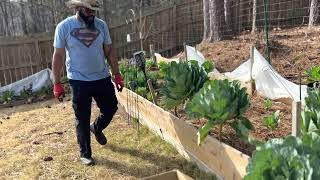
[20, 84, 33, 99]
[145, 59, 155, 70]
[201, 61, 214, 73]
[1, 90, 15, 104]
[160, 61, 208, 110]
[158, 61, 170, 79]
[301, 89, 320, 135]
[305, 66, 320, 83]
[263, 98, 273, 110]
[263, 110, 280, 130]
[186, 79, 253, 145]
[245, 133, 320, 180]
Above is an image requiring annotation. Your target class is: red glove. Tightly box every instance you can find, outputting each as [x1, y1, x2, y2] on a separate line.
[53, 83, 65, 102]
[114, 73, 124, 92]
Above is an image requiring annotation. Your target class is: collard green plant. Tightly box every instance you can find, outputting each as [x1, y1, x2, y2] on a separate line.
[245, 133, 320, 180]
[158, 61, 170, 79]
[263, 98, 273, 110]
[263, 110, 280, 130]
[1, 90, 15, 104]
[148, 71, 160, 88]
[185, 79, 253, 145]
[305, 66, 320, 83]
[137, 87, 148, 97]
[145, 59, 155, 70]
[201, 61, 214, 73]
[160, 61, 208, 110]
[20, 84, 33, 99]
[301, 89, 320, 135]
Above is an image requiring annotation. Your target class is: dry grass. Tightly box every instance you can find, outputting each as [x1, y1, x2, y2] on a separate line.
[0, 99, 216, 180]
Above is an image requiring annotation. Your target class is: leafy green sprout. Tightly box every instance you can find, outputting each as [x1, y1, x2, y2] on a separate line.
[19, 84, 33, 99]
[305, 65, 320, 83]
[263, 98, 273, 110]
[1, 90, 15, 104]
[262, 110, 280, 130]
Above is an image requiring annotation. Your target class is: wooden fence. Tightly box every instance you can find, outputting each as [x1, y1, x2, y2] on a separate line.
[0, 36, 54, 87]
[0, 0, 204, 87]
[110, 0, 203, 59]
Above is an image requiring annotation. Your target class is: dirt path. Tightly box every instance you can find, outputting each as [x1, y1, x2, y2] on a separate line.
[0, 100, 215, 180]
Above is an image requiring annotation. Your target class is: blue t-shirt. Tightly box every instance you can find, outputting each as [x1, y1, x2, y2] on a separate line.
[53, 15, 111, 81]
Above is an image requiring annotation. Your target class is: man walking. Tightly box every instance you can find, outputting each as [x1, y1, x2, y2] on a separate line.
[51, 0, 124, 165]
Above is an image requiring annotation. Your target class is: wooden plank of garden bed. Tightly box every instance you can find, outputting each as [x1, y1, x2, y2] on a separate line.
[116, 88, 250, 180]
[0, 100, 26, 109]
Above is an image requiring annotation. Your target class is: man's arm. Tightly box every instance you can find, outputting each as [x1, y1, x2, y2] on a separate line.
[52, 48, 66, 84]
[103, 44, 119, 75]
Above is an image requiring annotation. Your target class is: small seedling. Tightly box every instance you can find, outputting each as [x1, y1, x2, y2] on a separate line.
[20, 84, 33, 99]
[263, 98, 273, 109]
[1, 90, 15, 104]
[263, 110, 280, 130]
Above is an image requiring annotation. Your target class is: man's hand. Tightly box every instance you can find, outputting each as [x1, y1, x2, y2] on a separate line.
[53, 83, 65, 102]
[114, 74, 124, 92]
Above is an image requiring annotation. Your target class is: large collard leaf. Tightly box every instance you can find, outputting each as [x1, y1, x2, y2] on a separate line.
[301, 89, 320, 135]
[245, 134, 320, 180]
[305, 89, 320, 111]
[160, 61, 208, 109]
[186, 79, 251, 144]
[230, 116, 254, 142]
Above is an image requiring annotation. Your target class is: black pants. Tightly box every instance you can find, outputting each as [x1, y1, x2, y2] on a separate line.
[69, 77, 118, 158]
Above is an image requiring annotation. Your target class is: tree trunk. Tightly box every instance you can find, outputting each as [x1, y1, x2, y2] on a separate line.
[309, 0, 319, 27]
[252, 0, 257, 33]
[224, 0, 231, 31]
[202, 0, 210, 41]
[9, 3, 16, 36]
[203, 0, 225, 42]
[210, 0, 224, 42]
[0, 0, 10, 36]
[50, 0, 56, 29]
[103, 0, 108, 21]
[30, 0, 39, 33]
[20, 0, 28, 34]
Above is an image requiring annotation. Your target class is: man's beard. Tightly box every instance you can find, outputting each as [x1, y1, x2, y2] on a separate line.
[79, 10, 96, 31]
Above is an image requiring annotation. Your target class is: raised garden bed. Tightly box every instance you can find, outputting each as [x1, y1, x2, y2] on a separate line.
[116, 87, 250, 180]
[117, 54, 312, 179]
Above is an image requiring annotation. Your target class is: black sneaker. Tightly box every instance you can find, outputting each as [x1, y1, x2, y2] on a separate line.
[80, 157, 95, 166]
[90, 124, 107, 145]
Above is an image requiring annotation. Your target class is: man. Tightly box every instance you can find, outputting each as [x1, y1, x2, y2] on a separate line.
[51, 0, 124, 165]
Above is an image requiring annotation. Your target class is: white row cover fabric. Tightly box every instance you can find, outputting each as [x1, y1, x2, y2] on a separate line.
[155, 45, 306, 101]
[0, 68, 53, 96]
[186, 45, 206, 65]
[224, 48, 307, 101]
[155, 53, 179, 63]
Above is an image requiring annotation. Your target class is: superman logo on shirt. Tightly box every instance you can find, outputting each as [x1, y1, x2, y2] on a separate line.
[71, 28, 101, 47]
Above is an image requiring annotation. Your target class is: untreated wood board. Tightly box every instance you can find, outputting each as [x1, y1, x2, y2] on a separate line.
[116, 88, 250, 180]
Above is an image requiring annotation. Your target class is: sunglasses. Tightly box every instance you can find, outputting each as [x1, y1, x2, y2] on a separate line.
[80, 7, 95, 14]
